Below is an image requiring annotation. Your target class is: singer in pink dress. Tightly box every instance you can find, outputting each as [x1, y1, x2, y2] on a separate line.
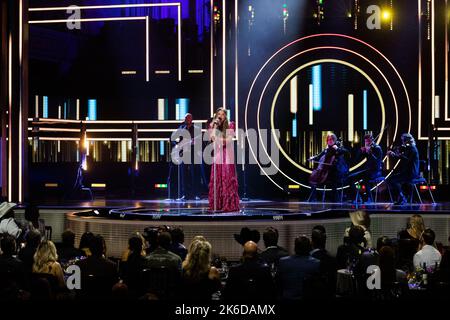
[208, 108, 240, 212]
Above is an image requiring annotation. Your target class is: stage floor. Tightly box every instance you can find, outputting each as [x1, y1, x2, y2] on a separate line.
[36, 198, 450, 221]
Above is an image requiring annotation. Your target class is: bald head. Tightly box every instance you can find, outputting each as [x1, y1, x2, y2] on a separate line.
[243, 241, 258, 259]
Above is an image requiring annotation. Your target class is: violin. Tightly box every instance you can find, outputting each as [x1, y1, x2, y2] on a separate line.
[309, 140, 341, 186]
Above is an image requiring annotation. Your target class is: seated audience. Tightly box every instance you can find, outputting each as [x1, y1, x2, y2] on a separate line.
[121, 234, 146, 296]
[259, 227, 289, 266]
[33, 240, 65, 288]
[181, 239, 221, 300]
[233, 227, 260, 246]
[344, 211, 373, 248]
[79, 232, 95, 257]
[224, 241, 276, 301]
[277, 236, 320, 300]
[170, 227, 188, 261]
[398, 214, 425, 270]
[0, 235, 25, 298]
[413, 228, 441, 271]
[57, 229, 85, 262]
[0, 202, 22, 239]
[76, 234, 118, 297]
[144, 232, 182, 272]
[310, 226, 337, 297]
[18, 229, 41, 273]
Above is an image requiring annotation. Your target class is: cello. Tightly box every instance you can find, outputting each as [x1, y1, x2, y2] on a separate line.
[309, 139, 342, 186]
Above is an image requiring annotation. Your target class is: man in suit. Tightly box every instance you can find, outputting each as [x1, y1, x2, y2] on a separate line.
[76, 234, 118, 297]
[144, 232, 182, 273]
[310, 226, 337, 298]
[259, 227, 289, 266]
[277, 236, 320, 300]
[387, 133, 420, 205]
[170, 113, 204, 200]
[224, 241, 276, 301]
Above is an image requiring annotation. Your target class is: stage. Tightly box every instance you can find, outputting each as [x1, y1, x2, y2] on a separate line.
[15, 199, 450, 261]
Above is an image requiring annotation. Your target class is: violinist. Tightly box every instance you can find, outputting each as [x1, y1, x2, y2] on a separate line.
[387, 133, 420, 205]
[353, 134, 383, 202]
[308, 133, 349, 202]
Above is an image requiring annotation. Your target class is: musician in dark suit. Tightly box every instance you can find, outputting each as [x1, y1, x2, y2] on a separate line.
[352, 134, 383, 202]
[387, 133, 420, 205]
[170, 113, 203, 200]
[308, 133, 350, 202]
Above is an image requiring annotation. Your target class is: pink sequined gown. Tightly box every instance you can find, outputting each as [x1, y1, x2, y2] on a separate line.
[208, 121, 240, 212]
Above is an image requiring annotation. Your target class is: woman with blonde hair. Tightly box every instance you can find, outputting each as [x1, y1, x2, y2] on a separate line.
[398, 214, 426, 270]
[33, 240, 65, 288]
[180, 240, 220, 300]
[208, 107, 240, 212]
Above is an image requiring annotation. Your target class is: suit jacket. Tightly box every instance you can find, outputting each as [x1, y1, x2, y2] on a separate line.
[277, 255, 320, 300]
[143, 247, 182, 272]
[259, 246, 289, 265]
[224, 259, 276, 301]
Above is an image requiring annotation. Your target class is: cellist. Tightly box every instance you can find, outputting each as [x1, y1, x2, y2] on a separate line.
[308, 133, 349, 202]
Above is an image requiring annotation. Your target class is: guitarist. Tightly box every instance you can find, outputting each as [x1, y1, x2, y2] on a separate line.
[170, 113, 203, 200]
[308, 133, 349, 202]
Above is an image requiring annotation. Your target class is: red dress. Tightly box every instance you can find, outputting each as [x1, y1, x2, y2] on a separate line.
[208, 121, 240, 212]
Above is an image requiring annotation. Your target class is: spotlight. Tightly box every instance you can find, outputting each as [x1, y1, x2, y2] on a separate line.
[382, 10, 391, 21]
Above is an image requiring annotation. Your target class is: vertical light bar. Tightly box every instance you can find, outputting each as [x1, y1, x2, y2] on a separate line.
[431, 0, 435, 125]
[435, 95, 440, 119]
[348, 94, 354, 142]
[158, 98, 167, 120]
[290, 75, 298, 113]
[175, 103, 180, 120]
[58, 105, 61, 119]
[121, 141, 127, 162]
[177, 4, 182, 81]
[418, 0, 423, 138]
[210, 0, 214, 117]
[8, 34, 12, 202]
[19, 0, 22, 203]
[226, 109, 231, 120]
[76, 99, 80, 120]
[235, 0, 239, 139]
[222, 0, 226, 108]
[146, 16, 149, 82]
[446, 0, 449, 120]
[159, 140, 165, 156]
[363, 90, 368, 130]
[43, 96, 48, 118]
[88, 99, 97, 120]
[64, 102, 67, 119]
[309, 84, 313, 125]
[292, 118, 297, 138]
[312, 65, 322, 111]
[35, 95, 39, 117]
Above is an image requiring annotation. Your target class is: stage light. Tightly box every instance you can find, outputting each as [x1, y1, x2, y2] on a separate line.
[155, 184, 168, 189]
[44, 183, 58, 188]
[91, 183, 106, 188]
[43, 96, 48, 118]
[288, 185, 300, 189]
[363, 90, 368, 130]
[88, 99, 97, 121]
[290, 76, 298, 113]
[312, 65, 322, 111]
[382, 10, 391, 21]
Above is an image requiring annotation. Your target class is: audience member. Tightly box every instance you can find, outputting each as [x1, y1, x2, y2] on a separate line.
[413, 228, 441, 271]
[18, 229, 41, 273]
[0, 202, 22, 239]
[33, 240, 65, 288]
[224, 241, 276, 300]
[181, 239, 221, 300]
[277, 236, 320, 300]
[170, 227, 188, 261]
[259, 227, 289, 266]
[310, 226, 337, 297]
[58, 229, 85, 262]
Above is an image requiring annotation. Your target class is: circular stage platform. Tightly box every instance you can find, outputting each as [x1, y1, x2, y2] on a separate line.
[63, 199, 450, 260]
